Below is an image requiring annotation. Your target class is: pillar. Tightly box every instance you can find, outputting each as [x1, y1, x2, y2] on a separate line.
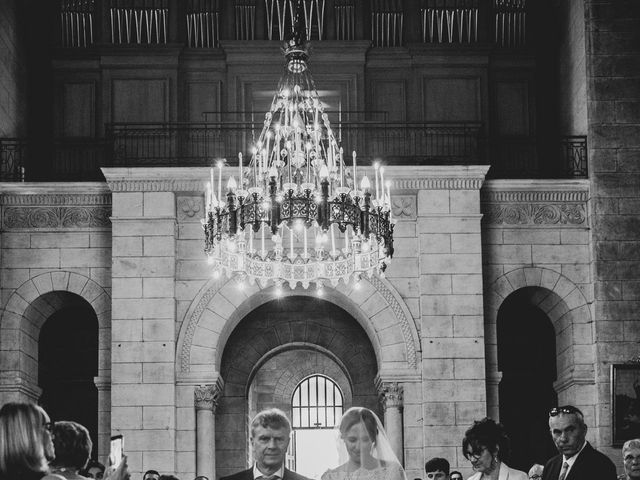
[378, 381, 404, 465]
[94, 376, 112, 462]
[195, 383, 222, 480]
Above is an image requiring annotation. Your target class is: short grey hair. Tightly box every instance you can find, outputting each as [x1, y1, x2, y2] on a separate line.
[250, 408, 291, 437]
[623, 438, 640, 457]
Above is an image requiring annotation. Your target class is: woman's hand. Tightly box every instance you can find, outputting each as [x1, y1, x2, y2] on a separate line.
[104, 455, 130, 480]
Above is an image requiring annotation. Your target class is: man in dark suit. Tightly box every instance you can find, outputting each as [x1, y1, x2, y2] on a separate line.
[541, 405, 617, 480]
[221, 408, 311, 480]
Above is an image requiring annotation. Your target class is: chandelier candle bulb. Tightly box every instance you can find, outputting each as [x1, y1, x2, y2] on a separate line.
[380, 167, 385, 204]
[352, 151, 357, 187]
[210, 167, 214, 205]
[217, 161, 222, 203]
[238, 152, 243, 186]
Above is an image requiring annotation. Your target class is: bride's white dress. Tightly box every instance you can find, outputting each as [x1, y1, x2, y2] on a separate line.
[321, 463, 405, 480]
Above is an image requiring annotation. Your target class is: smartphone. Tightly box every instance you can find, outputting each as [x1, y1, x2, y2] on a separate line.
[109, 435, 124, 467]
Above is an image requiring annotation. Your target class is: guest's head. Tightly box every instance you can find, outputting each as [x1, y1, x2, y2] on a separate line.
[425, 457, 449, 479]
[50, 421, 92, 472]
[548, 405, 587, 457]
[83, 459, 105, 479]
[527, 464, 543, 480]
[144, 470, 161, 480]
[463, 418, 510, 474]
[0, 402, 55, 479]
[622, 438, 640, 480]
[449, 471, 462, 480]
[250, 409, 292, 474]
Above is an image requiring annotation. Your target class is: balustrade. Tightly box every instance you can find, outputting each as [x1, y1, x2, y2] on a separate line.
[0, 122, 586, 182]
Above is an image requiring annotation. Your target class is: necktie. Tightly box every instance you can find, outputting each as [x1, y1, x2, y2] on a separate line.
[558, 461, 569, 480]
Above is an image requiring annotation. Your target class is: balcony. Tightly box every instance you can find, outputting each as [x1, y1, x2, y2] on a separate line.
[0, 122, 587, 182]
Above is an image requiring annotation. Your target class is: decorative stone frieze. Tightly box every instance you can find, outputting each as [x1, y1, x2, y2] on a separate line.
[481, 179, 589, 227]
[0, 193, 112, 205]
[482, 203, 586, 226]
[2, 206, 111, 229]
[369, 275, 417, 369]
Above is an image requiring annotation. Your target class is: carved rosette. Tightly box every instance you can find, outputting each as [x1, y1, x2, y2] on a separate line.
[378, 382, 403, 410]
[391, 195, 416, 219]
[194, 384, 222, 412]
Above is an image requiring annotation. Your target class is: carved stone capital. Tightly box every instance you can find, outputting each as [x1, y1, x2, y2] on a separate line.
[377, 382, 403, 410]
[194, 383, 223, 412]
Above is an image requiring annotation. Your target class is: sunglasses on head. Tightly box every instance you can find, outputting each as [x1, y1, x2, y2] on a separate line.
[549, 405, 583, 417]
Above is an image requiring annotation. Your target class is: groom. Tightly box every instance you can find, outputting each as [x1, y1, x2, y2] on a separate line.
[221, 408, 311, 480]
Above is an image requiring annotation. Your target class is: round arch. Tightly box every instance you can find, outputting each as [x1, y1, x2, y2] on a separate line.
[176, 275, 421, 381]
[0, 271, 112, 458]
[484, 266, 593, 418]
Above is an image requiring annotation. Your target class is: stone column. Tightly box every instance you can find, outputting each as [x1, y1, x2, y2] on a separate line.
[195, 383, 222, 480]
[94, 376, 112, 461]
[378, 381, 404, 465]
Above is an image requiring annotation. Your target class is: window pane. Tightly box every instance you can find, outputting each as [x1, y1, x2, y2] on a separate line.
[291, 375, 344, 429]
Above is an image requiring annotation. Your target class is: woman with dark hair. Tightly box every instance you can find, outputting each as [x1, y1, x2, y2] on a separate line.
[462, 418, 527, 480]
[50, 421, 92, 479]
[322, 407, 405, 480]
[0, 402, 56, 480]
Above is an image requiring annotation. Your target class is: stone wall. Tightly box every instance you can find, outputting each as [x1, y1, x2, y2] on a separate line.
[0, 183, 112, 451]
[585, 0, 640, 457]
[0, 165, 614, 477]
[481, 179, 595, 438]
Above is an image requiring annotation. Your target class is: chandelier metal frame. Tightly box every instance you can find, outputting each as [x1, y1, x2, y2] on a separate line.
[203, 2, 394, 289]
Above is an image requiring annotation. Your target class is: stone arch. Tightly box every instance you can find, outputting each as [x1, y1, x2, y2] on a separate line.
[249, 344, 353, 408]
[0, 271, 111, 456]
[176, 274, 421, 380]
[484, 266, 593, 418]
[246, 345, 353, 425]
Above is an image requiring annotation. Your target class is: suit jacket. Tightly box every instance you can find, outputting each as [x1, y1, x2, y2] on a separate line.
[541, 442, 617, 480]
[467, 462, 528, 480]
[221, 467, 311, 480]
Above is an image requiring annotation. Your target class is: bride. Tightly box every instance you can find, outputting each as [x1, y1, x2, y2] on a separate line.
[321, 407, 406, 480]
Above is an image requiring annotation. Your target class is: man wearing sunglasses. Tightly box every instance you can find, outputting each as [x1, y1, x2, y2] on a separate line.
[542, 405, 617, 480]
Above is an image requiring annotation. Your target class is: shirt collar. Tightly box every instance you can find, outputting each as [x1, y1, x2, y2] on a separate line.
[253, 463, 284, 480]
[563, 440, 588, 465]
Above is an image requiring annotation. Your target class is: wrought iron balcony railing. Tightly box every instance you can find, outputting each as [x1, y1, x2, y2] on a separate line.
[106, 121, 483, 167]
[0, 123, 587, 182]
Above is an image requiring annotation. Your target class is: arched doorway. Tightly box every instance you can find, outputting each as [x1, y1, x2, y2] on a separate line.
[37, 292, 99, 457]
[217, 296, 379, 478]
[497, 287, 558, 470]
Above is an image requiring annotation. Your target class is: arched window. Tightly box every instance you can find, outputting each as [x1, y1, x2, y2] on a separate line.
[292, 374, 344, 429]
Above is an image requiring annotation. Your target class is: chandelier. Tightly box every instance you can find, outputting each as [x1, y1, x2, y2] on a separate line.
[202, 6, 394, 290]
